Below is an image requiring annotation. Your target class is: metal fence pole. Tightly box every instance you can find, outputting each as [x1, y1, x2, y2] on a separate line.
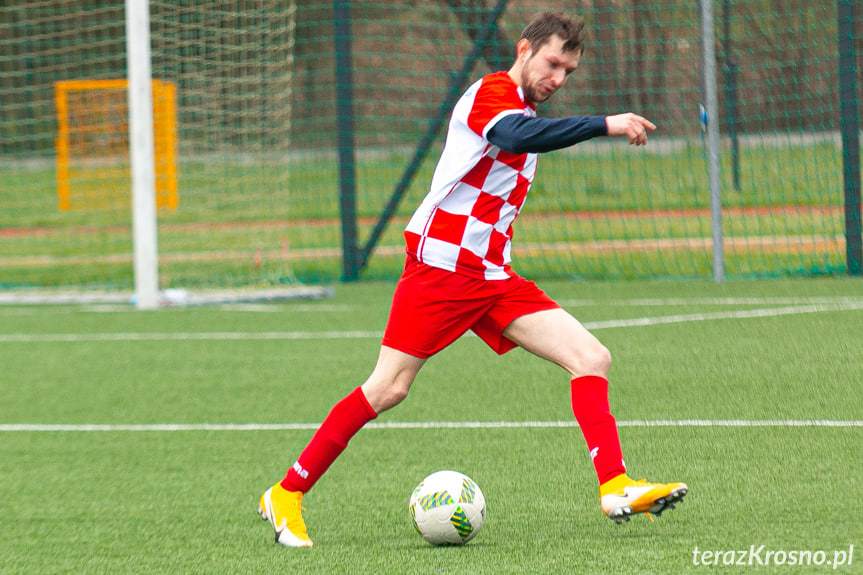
[702, 0, 725, 283]
[333, 1, 359, 281]
[838, 0, 862, 276]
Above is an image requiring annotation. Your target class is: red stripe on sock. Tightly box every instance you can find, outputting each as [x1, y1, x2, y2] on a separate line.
[281, 386, 377, 493]
[570, 375, 626, 485]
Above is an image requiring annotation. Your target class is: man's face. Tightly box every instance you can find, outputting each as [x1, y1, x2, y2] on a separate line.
[519, 35, 581, 104]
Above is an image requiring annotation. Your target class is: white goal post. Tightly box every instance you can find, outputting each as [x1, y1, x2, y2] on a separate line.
[126, 0, 159, 309]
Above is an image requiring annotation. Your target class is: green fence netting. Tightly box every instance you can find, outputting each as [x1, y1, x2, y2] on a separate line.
[0, 1, 860, 290]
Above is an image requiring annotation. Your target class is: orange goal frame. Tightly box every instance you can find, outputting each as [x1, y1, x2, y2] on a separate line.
[55, 79, 177, 211]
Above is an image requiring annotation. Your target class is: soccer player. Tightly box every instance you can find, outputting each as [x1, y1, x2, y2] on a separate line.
[258, 11, 687, 547]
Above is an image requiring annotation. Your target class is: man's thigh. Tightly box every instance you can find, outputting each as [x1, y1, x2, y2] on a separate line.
[502, 307, 609, 378]
[472, 274, 559, 354]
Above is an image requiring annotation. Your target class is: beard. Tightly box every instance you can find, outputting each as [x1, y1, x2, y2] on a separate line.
[520, 66, 552, 104]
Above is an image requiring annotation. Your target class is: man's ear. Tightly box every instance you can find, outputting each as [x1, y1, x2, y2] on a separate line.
[515, 38, 532, 62]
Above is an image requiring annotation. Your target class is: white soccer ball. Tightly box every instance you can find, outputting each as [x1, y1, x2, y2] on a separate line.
[409, 470, 486, 545]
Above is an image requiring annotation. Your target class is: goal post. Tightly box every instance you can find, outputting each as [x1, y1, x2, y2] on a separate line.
[126, 0, 158, 309]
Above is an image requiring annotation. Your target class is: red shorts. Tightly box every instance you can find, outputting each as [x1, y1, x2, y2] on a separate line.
[381, 257, 560, 358]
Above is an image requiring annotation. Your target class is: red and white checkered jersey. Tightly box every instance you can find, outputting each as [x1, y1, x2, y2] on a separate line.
[404, 71, 538, 280]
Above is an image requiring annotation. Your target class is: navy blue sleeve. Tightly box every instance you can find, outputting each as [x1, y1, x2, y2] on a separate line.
[486, 114, 608, 154]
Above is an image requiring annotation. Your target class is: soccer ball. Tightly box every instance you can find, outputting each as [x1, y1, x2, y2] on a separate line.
[409, 470, 486, 545]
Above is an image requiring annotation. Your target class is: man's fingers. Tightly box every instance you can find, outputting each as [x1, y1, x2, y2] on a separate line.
[628, 124, 647, 145]
[607, 113, 656, 145]
[629, 114, 656, 132]
[630, 116, 654, 145]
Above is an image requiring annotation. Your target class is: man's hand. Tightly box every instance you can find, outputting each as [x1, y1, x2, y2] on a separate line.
[605, 113, 656, 146]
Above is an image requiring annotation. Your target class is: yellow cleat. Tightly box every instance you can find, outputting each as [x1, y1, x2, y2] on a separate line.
[599, 475, 688, 524]
[257, 483, 313, 547]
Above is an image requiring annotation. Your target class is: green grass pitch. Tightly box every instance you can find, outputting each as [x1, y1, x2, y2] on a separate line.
[1, 278, 861, 574]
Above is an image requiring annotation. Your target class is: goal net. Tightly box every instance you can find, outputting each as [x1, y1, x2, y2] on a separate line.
[1, 0, 305, 302]
[0, 1, 858, 301]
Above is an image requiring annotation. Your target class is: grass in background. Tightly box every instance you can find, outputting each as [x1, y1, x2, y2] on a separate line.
[0, 141, 846, 229]
[1, 277, 861, 574]
[0, 140, 852, 288]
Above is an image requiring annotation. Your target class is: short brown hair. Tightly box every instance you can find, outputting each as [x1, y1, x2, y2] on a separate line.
[520, 11, 585, 55]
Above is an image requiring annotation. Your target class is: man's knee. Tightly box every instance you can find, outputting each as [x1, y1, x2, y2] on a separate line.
[378, 380, 410, 408]
[588, 343, 612, 375]
[572, 341, 611, 378]
[362, 371, 413, 413]
[361, 347, 426, 413]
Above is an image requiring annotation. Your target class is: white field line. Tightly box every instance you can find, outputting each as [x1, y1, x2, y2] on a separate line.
[0, 303, 353, 316]
[0, 330, 385, 343]
[584, 302, 863, 330]
[1, 420, 861, 432]
[558, 296, 863, 307]
[1, 301, 862, 343]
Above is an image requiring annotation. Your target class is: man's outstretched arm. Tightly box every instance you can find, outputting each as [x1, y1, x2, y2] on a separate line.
[487, 112, 655, 154]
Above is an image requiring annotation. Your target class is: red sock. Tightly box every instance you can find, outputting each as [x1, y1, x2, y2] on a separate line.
[281, 386, 377, 493]
[570, 375, 626, 485]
